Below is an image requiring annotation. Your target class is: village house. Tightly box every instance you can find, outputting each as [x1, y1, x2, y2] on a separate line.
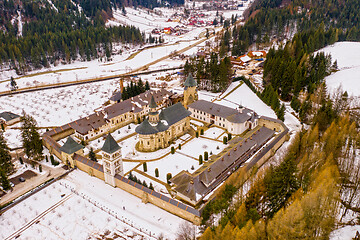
[0, 111, 20, 127]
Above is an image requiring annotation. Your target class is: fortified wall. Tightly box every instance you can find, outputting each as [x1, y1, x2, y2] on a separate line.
[42, 125, 201, 225]
[42, 114, 289, 225]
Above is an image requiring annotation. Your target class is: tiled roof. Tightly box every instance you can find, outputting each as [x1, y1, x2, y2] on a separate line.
[184, 73, 197, 87]
[59, 136, 84, 154]
[0, 112, 20, 122]
[71, 112, 108, 135]
[149, 95, 158, 108]
[136, 103, 191, 135]
[172, 127, 275, 202]
[188, 100, 254, 123]
[101, 134, 120, 154]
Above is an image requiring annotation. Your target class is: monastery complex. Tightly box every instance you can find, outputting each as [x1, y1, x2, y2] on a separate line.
[42, 74, 289, 224]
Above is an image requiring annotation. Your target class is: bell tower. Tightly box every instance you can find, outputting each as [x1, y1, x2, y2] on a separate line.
[148, 95, 159, 124]
[183, 73, 198, 108]
[101, 134, 123, 187]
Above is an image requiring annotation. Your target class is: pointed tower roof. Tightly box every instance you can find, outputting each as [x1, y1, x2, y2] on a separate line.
[101, 134, 120, 154]
[149, 95, 158, 109]
[60, 136, 84, 154]
[184, 73, 197, 87]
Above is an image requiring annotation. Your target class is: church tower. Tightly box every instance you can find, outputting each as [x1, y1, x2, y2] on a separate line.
[148, 95, 159, 124]
[183, 73, 198, 108]
[101, 134, 123, 187]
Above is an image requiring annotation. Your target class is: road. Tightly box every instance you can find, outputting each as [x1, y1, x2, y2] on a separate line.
[0, 163, 67, 206]
[0, 33, 213, 97]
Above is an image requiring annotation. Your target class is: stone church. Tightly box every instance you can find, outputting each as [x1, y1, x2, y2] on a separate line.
[135, 95, 191, 152]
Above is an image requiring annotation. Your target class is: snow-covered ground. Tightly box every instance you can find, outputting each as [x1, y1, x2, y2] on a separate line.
[203, 126, 225, 140]
[0, 39, 199, 90]
[138, 152, 198, 183]
[179, 137, 226, 157]
[215, 81, 277, 118]
[331, 225, 360, 240]
[319, 42, 360, 97]
[0, 80, 118, 127]
[1, 170, 185, 239]
[0, 171, 183, 239]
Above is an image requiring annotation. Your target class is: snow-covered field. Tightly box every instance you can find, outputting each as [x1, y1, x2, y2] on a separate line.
[215, 81, 277, 118]
[1, 170, 185, 239]
[320, 42, 360, 97]
[0, 80, 118, 127]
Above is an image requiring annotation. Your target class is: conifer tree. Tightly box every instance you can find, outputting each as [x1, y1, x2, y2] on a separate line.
[89, 148, 97, 162]
[10, 76, 17, 91]
[20, 113, 43, 162]
[0, 131, 13, 174]
[145, 81, 150, 90]
[0, 170, 10, 190]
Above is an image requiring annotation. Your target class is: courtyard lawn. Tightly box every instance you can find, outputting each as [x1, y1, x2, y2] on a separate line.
[137, 152, 199, 184]
[203, 126, 225, 140]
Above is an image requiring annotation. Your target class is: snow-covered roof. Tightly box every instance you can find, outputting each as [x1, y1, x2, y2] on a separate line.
[240, 55, 251, 63]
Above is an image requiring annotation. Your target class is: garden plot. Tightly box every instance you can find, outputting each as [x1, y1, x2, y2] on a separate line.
[64, 170, 184, 239]
[203, 127, 225, 140]
[179, 137, 227, 158]
[111, 123, 137, 140]
[137, 152, 199, 184]
[0, 80, 118, 127]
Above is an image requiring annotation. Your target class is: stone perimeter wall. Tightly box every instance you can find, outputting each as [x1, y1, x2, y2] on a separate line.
[43, 124, 201, 225]
[43, 116, 289, 226]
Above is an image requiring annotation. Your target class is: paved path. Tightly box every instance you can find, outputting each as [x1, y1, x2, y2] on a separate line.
[0, 164, 67, 206]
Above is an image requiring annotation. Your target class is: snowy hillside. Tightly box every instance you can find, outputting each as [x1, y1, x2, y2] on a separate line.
[320, 42, 360, 96]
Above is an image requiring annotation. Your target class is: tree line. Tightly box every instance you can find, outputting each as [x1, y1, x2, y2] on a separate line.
[121, 79, 150, 100]
[200, 112, 359, 239]
[0, 0, 143, 74]
[183, 53, 232, 92]
[232, 0, 360, 57]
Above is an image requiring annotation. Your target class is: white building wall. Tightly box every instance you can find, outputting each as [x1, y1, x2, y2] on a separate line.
[189, 106, 256, 135]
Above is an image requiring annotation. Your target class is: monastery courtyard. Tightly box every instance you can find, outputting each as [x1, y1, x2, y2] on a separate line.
[56, 116, 272, 197]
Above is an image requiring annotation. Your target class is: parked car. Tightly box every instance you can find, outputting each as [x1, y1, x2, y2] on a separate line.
[19, 177, 25, 182]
